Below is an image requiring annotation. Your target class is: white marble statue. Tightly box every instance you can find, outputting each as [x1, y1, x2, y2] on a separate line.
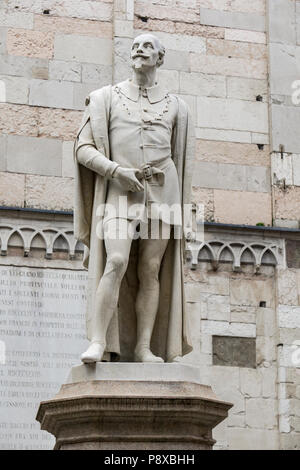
[74, 33, 195, 363]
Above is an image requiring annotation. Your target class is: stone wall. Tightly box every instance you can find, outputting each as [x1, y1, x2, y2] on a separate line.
[0, 0, 114, 210]
[268, 0, 300, 229]
[0, 0, 271, 225]
[0, 0, 300, 451]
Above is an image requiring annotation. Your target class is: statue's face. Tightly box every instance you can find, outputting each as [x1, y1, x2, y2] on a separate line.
[131, 34, 161, 70]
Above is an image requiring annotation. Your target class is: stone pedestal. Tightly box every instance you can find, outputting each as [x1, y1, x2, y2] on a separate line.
[36, 363, 232, 450]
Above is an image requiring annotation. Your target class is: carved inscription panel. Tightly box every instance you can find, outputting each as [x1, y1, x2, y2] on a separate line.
[0, 265, 88, 449]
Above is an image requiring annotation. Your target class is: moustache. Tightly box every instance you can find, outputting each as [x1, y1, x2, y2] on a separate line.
[132, 54, 150, 59]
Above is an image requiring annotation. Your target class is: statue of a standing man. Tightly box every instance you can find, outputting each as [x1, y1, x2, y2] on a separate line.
[74, 34, 195, 363]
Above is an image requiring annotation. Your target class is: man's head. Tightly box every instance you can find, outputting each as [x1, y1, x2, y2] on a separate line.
[131, 34, 165, 71]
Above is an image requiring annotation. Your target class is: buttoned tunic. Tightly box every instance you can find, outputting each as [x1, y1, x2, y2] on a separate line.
[77, 79, 182, 225]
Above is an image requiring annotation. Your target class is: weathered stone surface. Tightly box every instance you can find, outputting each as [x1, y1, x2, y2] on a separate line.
[271, 105, 300, 154]
[200, 7, 265, 32]
[269, 43, 299, 96]
[195, 128, 251, 143]
[285, 240, 300, 269]
[6, 135, 62, 176]
[279, 327, 300, 346]
[0, 54, 48, 79]
[212, 336, 256, 368]
[230, 305, 256, 324]
[62, 141, 74, 178]
[134, 17, 176, 34]
[197, 97, 268, 132]
[25, 175, 74, 211]
[196, 140, 270, 167]
[256, 308, 277, 338]
[225, 28, 266, 44]
[191, 54, 267, 79]
[162, 50, 190, 71]
[214, 189, 272, 225]
[0, 28, 6, 55]
[202, 320, 256, 338]
[245, 399, 278, 429]
[271, 152, 293, 186]
[0, 103, 81, 140]
[209, 365, 245, 414]
[156, 69, 179, 93]
[297, 1, 300, 46]
[251, 133, 269, 145]
[175, 22, 224, 38]
[0, 103, 39, 136]
[114, 19, 133, 38]
[191, 186, 214, 221]
[227, 76, 267, 101]
[240, 369, 262, 396]
[230, 278, 274, 308]
[269, 0, 296, 45]
[135, 2, 199, 23]
[257, 336, 277, 364]
[278, 305, 300, 329]
[280, 433, 300, 451]
[6, 0, 113, 21]
[34, 15, 113, 38]
[226, 428, 279, 450]
[192, 161, 270, 193]
[7, 29, 54, 59]
[0, 135, 6, 171]
[29, 79, 74, 109]
[81, 63, 112, 84]
[207, 38, 267, 60]
[206, 295, 230, 321]
[292, 154, 300, 186]
[0, 171, 25, 207]
[199, 0, 265, 14]
[0, 75, 29, 104]
[274, 186, 300, 220]
[49, 60, 81, 82]
[135, 29, 206, 54]
[277, 268, 298, 305]
[54, 35, 113, 65]
[261, 367, 277, 398]
[180, 72, 226, 97]
[134, 17, 225, 38]
[37, 107, 82, 141]
[185, 274, 229, 299]
[113, 37, 133, 83]
[274, 218, 299, 229]
[0, 10, 34, 29]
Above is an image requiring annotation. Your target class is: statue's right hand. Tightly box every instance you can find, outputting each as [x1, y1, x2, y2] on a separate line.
[114, 167, 144, 192]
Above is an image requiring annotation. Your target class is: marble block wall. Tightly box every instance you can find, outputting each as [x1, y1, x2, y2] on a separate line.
[0, 0, 300, 451]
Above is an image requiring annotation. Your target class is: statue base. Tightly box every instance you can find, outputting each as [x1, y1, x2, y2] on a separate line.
[36, 363, 232, 450]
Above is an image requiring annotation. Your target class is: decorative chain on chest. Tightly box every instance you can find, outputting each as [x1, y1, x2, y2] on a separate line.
[114, 86, 171, 121]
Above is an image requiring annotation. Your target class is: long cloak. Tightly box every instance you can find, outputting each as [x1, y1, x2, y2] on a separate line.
[74, 84, 195, 362]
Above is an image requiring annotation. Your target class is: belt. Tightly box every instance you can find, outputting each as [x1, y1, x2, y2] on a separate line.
[136, 156, 172, 186]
